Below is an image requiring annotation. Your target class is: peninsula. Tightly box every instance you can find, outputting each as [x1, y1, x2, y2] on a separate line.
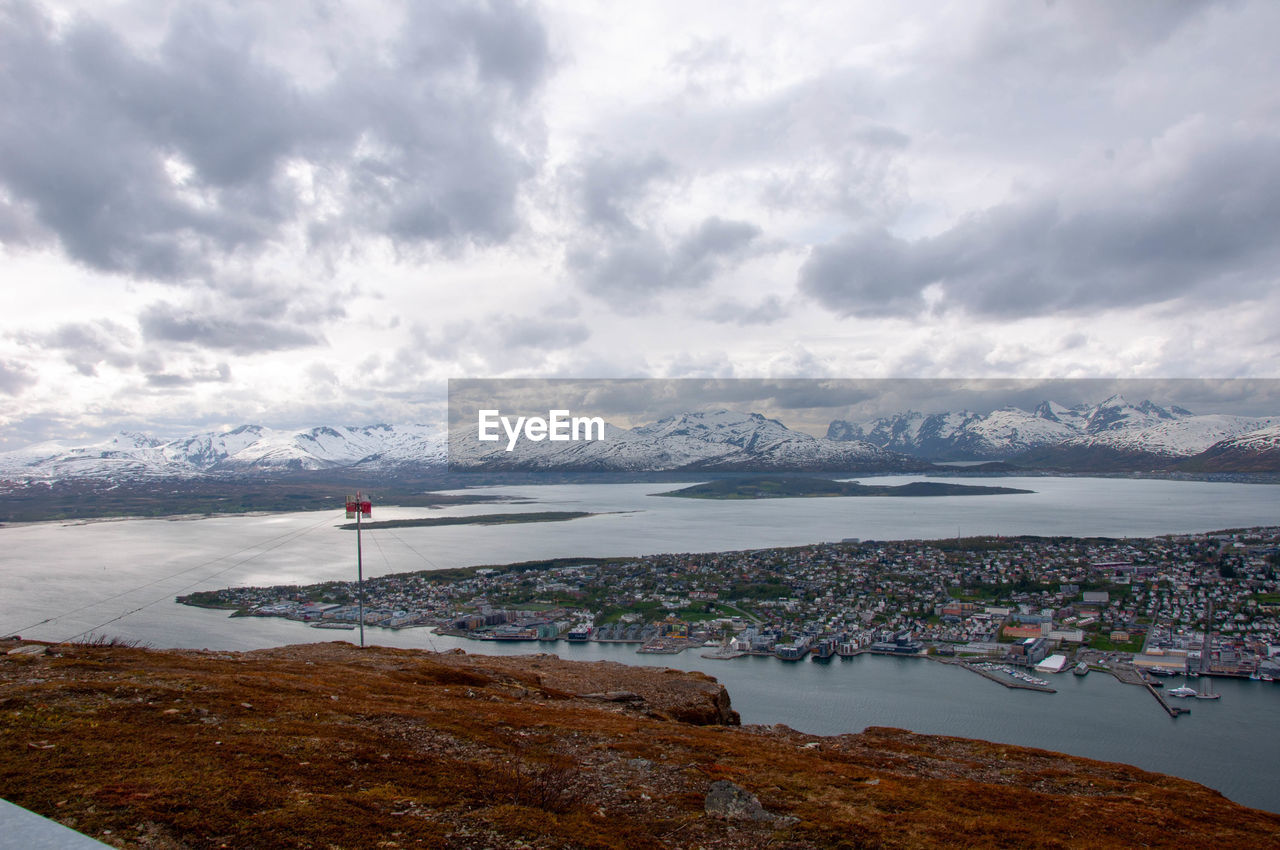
[655, 476, 1033, 499]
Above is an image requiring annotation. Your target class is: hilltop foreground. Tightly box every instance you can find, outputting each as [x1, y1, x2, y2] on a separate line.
[2, 641, 1278, 849]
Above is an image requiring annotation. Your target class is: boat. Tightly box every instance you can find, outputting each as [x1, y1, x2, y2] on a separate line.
[1168, 686, 1197, 698]
[565, 624, 593, 641]
[1073, 662, 1089, 676]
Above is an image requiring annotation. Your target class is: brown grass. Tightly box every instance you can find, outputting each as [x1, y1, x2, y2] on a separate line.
[1, 640, 1278, 849]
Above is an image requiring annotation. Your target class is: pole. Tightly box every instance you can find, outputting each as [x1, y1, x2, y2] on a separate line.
[356, 491, 365, 648]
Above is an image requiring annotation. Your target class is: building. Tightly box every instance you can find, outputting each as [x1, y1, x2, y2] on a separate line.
[1009, 637, 1048, 666]
[1035, 654, 1069, 674]
[1132, 654, 1188, 675]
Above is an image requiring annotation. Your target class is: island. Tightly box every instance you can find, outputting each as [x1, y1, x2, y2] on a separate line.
[338, 510, 597, 530]
[653, 476, 1034, 499]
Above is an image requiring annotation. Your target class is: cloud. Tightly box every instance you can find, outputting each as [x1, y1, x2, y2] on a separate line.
[384, 309, 592, 386]
[0, 0, 551, 281]
[139, 302, 323, 354]
[697, 295, 788, 326]
[0, 358, 37, 395]
[801, 128, 1280, 319]
[145, 362, 231, 388]
[574, 153, 675, 232]
[569, 215, 762, 308]
[16, 320, 138, 376]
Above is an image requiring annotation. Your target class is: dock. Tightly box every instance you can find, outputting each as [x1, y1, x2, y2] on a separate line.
[1109, 665, 1190, 716]
[1146, 683, 1190, 717]
[953, 660, 1056, 693]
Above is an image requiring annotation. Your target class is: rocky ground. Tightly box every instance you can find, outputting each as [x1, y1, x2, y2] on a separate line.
[2, 638, 1278, 849]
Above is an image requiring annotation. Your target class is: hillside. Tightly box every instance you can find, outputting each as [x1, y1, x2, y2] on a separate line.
[3, 640, 1278, 849]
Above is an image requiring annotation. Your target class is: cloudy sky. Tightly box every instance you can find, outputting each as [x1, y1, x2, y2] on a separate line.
[2, 0, 1279, 448]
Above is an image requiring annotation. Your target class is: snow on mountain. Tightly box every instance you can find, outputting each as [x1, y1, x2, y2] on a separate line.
[1177, 423, 1280, 473]
[0, 432, 192, 481]
[0, 424, 446, 482]
[1211, 423, 1280, 453]
[1079, 394, 1183, 434]
[828, 406, 1078, 460]
[449, 410, 922, 473]
[828, 397, 1278, 461]
[1059, 413, 1280, 457]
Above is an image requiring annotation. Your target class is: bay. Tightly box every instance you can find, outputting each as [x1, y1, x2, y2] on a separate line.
[2, 475, 1279, 812]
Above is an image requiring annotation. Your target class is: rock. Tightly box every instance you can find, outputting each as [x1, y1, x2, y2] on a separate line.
[704, 780, 798, 827]
[7, 644, 46, 657]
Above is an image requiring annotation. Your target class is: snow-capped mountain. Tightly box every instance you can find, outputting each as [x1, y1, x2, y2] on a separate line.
[828, 407, 1078, 460]
[827, 395, 1279, 462]
[6, 400, 1277, 483]
[1178, 423, 1280, 473]
[0, 411, 924, 483]
[0, 424, 446, 482]
[449, 410, 926, 473]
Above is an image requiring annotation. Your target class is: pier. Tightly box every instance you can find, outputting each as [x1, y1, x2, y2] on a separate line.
[1108, 664, 1190, 716]
[1146, 683, 1190, 717]
[953, 660, 1056, 693]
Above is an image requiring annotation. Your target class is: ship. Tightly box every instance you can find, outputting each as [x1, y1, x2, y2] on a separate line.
[1168, 686, 1197, 698]
[565, 624, 593, 641]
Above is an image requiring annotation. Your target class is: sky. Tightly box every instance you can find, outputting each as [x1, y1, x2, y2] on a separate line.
[2, 0, 1280, 449]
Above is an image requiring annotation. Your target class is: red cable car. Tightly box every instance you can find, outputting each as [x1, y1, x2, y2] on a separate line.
[345, 494, 372, 518]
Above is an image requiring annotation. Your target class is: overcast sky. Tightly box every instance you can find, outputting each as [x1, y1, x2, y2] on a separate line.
[2, 0, 1279, 448]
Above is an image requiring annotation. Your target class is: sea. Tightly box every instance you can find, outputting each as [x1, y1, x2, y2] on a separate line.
[2, 474, 1279, 812]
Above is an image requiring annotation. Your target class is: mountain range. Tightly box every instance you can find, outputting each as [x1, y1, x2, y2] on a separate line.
[448, 410, 925, 474]
[2, 397, 1279, 483]
[0, 424, 446, 482]
[827, 394, 1280, 469]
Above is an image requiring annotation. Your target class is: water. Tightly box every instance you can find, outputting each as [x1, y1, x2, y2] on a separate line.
[2, 475, 1279, 811]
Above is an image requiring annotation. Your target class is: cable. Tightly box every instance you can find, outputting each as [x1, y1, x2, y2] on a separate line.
[3, 513, 339, 636]
[368, 527, 394, 573]
[381, 528, 441, 651]
[59, 512, 338, 643]
[384, 527, 448, 572]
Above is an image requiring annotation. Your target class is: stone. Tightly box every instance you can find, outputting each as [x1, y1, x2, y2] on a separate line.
[704, 780, 798, 827]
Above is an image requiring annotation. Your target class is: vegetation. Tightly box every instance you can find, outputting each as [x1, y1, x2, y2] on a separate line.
[1086, 632, 1147, 653]
[3, 641, 1277, 849]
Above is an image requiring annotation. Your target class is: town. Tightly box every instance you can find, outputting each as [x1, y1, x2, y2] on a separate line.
[179, 527, 1280, 691]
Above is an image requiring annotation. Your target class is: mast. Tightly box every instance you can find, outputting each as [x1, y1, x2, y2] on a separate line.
[345, 492, 372, 648]
[356, 494, 364, 648]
